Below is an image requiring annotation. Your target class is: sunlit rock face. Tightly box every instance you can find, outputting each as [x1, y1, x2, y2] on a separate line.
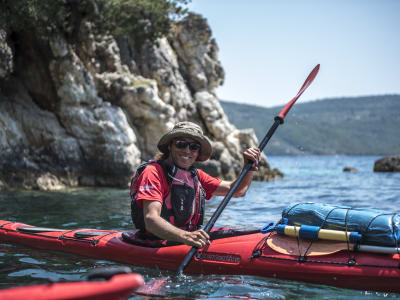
[0, 12, 280, 190]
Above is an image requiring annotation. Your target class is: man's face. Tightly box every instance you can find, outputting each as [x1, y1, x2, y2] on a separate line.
[168, 137, 200, 169]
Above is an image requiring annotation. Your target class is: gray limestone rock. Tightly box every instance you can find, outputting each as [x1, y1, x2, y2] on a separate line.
[0, 11, 13, 79]
[0, 11, 280, 189]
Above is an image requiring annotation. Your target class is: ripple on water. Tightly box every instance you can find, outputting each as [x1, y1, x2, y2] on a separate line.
[18, 257, 45, 265]
[8, 268, 83, 282]
[62, 222, 78, 227]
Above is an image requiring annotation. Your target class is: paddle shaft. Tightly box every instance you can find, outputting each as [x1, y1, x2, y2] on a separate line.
[205, 120, 284, 233]
[177, 64, 320, 275]
[177, 119, 282, 274]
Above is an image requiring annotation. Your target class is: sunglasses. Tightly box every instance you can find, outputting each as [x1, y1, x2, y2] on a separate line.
[174, 140, 201, 151]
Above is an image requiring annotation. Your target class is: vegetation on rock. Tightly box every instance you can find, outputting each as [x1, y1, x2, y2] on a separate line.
[3, 0, 190, 44]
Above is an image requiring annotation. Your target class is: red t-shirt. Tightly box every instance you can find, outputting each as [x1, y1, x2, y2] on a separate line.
[134, 163, 222, 208]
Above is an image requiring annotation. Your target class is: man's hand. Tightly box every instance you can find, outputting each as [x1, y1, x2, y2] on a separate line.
[243, 147, 260, 171]
[181, 229, 210, 248]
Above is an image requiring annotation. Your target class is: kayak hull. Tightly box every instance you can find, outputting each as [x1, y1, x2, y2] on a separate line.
[1, 220, 399, 293]
[0, 272, 144, 300]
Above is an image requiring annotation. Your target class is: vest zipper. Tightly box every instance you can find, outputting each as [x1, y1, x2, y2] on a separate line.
[192, 177, 200, 230]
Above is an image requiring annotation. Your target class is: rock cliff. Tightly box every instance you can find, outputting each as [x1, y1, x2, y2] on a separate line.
[0, 12, 281, 191]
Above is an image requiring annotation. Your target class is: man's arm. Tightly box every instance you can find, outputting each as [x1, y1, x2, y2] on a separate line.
[143, 200, 210, 248]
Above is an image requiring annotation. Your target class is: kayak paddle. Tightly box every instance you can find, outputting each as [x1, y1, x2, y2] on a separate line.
[177, 64, 321, 275]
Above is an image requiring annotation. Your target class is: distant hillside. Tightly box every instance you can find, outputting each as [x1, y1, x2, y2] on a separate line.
[221, 95, 400, 155]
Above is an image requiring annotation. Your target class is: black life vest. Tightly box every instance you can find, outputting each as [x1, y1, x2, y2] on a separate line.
[130, 160, 206, 234]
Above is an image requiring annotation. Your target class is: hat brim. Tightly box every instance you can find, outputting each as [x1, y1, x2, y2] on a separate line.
[157, 129, 212, 162]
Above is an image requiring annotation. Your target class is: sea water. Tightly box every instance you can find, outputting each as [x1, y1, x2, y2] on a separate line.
[0, 156, 399, 299]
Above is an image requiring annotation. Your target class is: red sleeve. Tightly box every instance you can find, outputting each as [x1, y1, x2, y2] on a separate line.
[197, 169, 222, 200]
[135, 164, 169, 208]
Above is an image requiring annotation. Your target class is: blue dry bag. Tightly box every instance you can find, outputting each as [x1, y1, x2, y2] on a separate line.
[282, 203, 400, 247]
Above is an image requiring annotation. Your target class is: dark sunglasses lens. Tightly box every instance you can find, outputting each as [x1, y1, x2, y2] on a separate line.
[189, 143, 201, 151]
[175, 140, 200, 151]
[175, 140, 188, 149]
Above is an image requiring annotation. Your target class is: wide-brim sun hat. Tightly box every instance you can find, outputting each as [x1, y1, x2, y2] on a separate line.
[157, 121, 212, 161]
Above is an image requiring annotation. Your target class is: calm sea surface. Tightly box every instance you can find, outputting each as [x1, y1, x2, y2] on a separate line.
[1, 156, 399, 299]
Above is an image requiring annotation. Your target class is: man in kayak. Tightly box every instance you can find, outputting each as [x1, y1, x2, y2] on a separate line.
[130, 121, 260, 248]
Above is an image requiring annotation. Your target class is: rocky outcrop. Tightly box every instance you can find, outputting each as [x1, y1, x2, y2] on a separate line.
[374, 156, 400, 172]
[0, 10, 13, 80]
[343, 167, 358, 172]
[0, 12, 281, 190]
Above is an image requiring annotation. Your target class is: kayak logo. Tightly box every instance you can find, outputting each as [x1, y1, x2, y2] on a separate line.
[196, 252, 241, 264]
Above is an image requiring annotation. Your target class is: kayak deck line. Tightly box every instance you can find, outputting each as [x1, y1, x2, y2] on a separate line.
[255, 250, 400, 269]
[1, 223, 118, 246]
[1, 219, 400, 294]
[17, 226, 119, 239]
[17, 226, 67, 233]
[74, 231, 116, 238]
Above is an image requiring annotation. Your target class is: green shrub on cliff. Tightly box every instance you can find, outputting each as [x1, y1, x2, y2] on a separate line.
[3, 0, 189, 44]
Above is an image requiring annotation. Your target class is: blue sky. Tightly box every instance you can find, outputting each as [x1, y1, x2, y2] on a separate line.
[187, 0, 400, 107]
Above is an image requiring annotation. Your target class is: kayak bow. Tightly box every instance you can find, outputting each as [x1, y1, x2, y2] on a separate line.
[0, 269, 144, 300]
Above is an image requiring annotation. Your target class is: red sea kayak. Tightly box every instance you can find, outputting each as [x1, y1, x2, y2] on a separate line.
[0, 220, 399, 293]
[0, 270, 144, 300]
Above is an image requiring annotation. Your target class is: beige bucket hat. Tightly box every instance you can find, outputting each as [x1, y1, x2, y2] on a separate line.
[157, 122, 212, 161]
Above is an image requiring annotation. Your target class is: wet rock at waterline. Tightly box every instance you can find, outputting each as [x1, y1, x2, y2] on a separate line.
[343, 167, 359, 172]
[374, 156, 400, 172]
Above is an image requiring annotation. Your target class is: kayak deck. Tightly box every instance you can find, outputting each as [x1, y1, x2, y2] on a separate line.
[1, 220, 399, 293]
